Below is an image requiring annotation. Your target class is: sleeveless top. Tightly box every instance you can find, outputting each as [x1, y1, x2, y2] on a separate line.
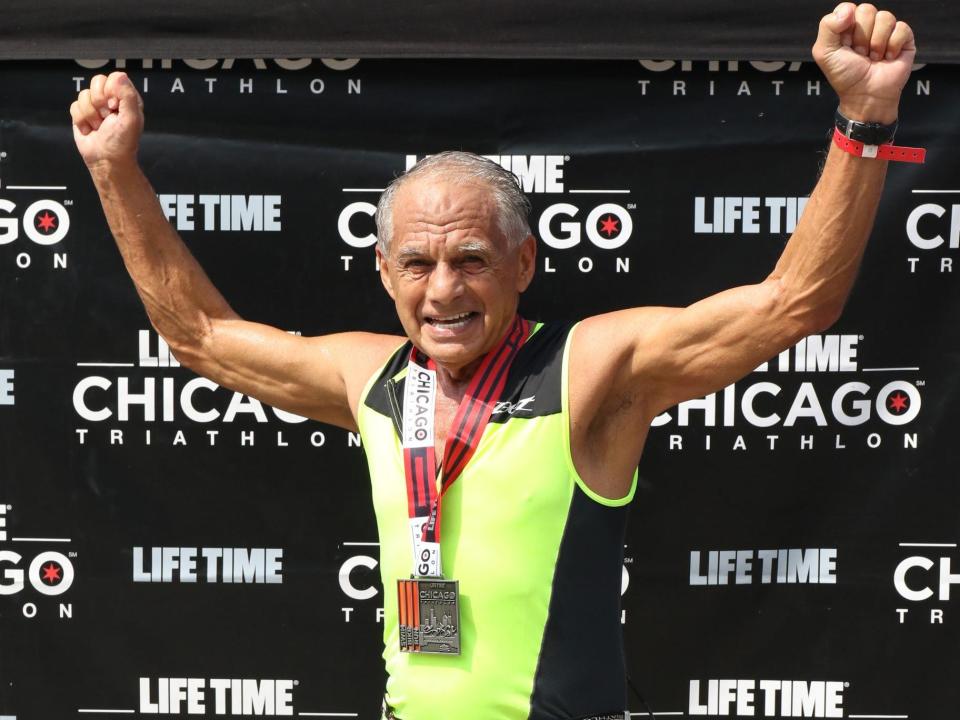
[357, 320, 638, 720]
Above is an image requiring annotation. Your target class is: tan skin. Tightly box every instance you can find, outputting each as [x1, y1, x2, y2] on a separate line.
[72, 4, 914, 500]
[377, 179, 537, 460]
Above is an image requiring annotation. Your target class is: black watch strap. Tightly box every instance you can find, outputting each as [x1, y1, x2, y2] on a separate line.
[835, 107, 898, 145]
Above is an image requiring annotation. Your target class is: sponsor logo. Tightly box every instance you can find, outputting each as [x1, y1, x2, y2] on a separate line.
[72, 330, 361, 449]
[402, 363, 435, 447]
[0, 503, 75, 620]
[634, 59, 930, 101]
[82, 675, 356, 717]
[76, 59, 360, 72]
[157, 194, 282, 232]
[690, 548, 837, 586]
[132, 547, 283, 584]
[0, 369, 13, 406]
[72, 58, 362, 98]
[336, 153, 636, 276]
[491, 395, 536, 416]
[894, 542, 960, 626]
[338, 544, 384, 624]
[652, 333, 923, 453]
[694, 196, 809, 235]
[905, 194, 960, 275]
[0, 153, 72, 272]
[138, 678, 296, 715]
[688, 679, 846, 718]
[407, 154, 567, 194]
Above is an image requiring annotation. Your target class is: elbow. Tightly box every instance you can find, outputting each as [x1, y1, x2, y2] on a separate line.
[766, 277, 845, 341]
[794, 288, 846, 336]
[786, 303, 844, 342]
[166, 339, 207, 372]
[149, 315, 215, 372]
[806, 301, 844, 334]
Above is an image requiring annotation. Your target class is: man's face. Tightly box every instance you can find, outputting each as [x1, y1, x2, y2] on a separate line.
[378, 176, 535, 375]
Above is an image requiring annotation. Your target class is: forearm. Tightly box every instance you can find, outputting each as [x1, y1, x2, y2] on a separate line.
[90, 159, 237, 357]
[768, 138, 888, 331]
[767, 1, 917, 331]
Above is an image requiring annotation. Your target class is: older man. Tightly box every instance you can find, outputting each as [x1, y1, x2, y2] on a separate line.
[70, 4, 917, 719]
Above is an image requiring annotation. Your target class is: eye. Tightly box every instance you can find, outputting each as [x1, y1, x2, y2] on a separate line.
[401, 258, 431, 270]
[459, 255, 487, 270]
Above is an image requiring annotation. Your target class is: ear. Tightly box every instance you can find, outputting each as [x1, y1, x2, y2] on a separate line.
[377, 248, 396, 300]
[516, 234, 537, 292]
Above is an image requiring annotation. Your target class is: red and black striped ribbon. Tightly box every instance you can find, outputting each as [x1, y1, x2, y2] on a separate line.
[402, 315, 530, 545]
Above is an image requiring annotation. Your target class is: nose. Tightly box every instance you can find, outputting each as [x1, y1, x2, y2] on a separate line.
[426, 260, 464, 306]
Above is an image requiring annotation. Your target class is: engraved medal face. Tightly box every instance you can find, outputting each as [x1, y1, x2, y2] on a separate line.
[397, 578, 461, 655]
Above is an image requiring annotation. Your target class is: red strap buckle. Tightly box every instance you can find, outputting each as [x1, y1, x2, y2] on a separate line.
[832, 127, 926, 164]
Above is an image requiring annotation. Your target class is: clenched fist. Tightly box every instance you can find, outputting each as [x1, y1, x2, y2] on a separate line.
[70, 72, 145, 170]
[813, 3, 916, 124]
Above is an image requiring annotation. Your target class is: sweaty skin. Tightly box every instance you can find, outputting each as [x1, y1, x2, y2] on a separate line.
[70, 3, 915, 501]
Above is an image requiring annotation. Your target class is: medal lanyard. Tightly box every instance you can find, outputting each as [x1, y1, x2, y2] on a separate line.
[401, 315, 530, 577]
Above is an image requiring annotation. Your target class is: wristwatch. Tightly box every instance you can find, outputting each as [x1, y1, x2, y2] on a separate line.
[831, 107, 924, 163]
[834, 107, 898, 146]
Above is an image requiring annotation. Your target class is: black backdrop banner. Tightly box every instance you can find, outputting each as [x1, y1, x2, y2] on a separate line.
[1, 2, 960, 64]
[1, 57, 959, 719]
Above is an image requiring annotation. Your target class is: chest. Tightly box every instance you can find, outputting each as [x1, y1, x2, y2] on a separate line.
[432, 391, 463, 460]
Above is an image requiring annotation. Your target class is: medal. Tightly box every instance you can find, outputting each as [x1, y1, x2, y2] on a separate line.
[396, 315, 530, 656]
[397, 578, 461, 655]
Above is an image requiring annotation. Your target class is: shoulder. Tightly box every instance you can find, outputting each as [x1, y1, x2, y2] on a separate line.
[567, 307, 678, 427]
[325, 332, 407, 421]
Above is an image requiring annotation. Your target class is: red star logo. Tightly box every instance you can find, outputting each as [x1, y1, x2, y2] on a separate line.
[888, 392, 909, 413]
[41, 562, 62, 583]
[36, 211, 58, 232]
[599, 215, 620, 237]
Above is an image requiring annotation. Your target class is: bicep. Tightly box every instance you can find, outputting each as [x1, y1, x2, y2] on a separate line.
[586, 279, 812, 420]
[175, 318, 402, 430]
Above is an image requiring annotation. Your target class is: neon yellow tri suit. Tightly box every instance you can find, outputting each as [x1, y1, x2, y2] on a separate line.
[358, 321, 638, 720]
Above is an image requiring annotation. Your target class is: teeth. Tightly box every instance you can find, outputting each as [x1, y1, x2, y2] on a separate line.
[429, 312, 474, 326]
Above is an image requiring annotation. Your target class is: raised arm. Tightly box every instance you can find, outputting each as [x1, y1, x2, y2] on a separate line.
[71, 72, 401, 430]
[568, 3, 917, 495]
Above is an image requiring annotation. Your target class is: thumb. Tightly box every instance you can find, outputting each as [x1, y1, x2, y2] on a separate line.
[816, 3, 857, 52]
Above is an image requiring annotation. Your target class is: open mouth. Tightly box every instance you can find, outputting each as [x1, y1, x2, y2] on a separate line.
[425, 311, 479, 330]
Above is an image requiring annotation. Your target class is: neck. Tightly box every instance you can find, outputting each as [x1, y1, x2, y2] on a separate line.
[425, 314, 523, 392]
[434, 356, 484, 394]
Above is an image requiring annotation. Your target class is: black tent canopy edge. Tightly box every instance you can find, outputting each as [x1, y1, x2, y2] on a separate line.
[0, 0, 956, 63]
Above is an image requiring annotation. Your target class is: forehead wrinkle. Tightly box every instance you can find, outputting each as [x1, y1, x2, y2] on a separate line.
[406, 212, 491, 234]
[392, 180, 504, 254]
[398, 180, 497, 225]
[397, 218, 495, 248]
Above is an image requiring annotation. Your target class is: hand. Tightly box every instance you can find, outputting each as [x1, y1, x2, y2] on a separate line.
[70, 72, 145, 171]
[812, 3, 915, 124]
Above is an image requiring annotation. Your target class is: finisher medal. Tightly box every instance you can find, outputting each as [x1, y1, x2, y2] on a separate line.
[397, 316, 530, 656]
[398, 578, 461, 655]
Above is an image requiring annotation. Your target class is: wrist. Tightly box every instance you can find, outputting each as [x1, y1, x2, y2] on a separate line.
[835, 107, 898, 146]
[837, 99, 899, 125]
[87, 155, 142, 185]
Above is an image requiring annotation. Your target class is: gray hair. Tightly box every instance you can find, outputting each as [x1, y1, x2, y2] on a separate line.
[374, 151, 532, 255]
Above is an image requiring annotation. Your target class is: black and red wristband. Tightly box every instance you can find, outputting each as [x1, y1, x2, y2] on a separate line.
[832, 107, 926, 163]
